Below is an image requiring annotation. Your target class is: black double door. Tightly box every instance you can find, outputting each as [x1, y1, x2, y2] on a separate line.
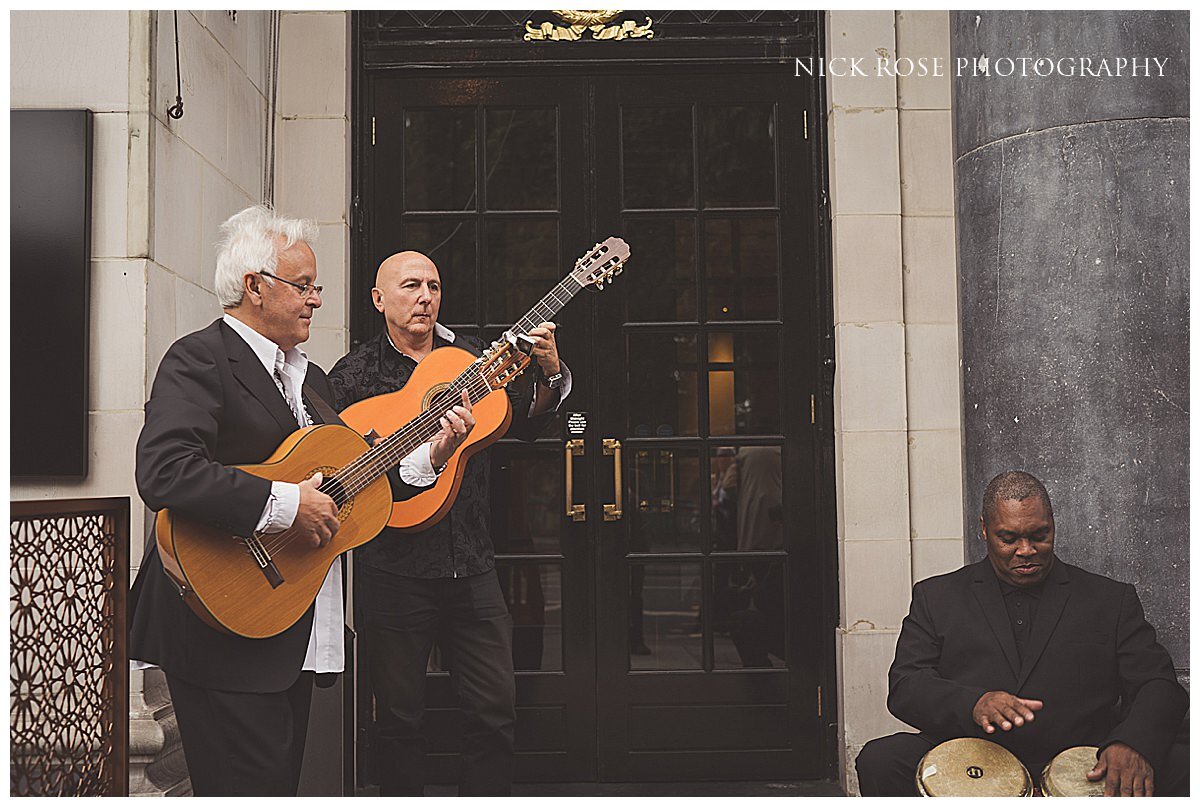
[359, 69, 830, 783]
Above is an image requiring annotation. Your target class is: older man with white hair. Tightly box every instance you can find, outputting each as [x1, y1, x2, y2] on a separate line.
[129, 206, 347, 795]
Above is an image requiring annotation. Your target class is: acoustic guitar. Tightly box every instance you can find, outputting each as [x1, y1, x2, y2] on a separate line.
[339, 236, 631, 531]
[155, 238, 628, 639]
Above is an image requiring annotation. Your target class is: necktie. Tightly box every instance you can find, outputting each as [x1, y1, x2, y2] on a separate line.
[274, 355, 304, 426]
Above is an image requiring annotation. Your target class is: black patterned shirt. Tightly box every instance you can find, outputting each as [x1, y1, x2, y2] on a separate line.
[328, 327, 558, 578]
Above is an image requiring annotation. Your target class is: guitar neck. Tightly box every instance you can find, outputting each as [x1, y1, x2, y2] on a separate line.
[508, 274, 586, 339]
[340, 367, 492, 494]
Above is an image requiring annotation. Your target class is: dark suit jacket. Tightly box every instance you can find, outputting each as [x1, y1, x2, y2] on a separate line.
[888, 558, 1186, 773]
[128, 318, 341, 693]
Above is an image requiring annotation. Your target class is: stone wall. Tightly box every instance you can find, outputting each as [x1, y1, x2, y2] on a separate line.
[825, 10, 964, 795]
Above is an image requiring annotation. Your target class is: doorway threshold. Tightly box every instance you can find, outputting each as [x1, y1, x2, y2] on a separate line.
[421, 780, 844, 797]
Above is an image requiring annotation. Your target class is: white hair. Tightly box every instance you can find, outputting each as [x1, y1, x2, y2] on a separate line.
[214, 205, 318, 308]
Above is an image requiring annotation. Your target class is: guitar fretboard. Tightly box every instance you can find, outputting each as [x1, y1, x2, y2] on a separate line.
[510, 275, 586, 338]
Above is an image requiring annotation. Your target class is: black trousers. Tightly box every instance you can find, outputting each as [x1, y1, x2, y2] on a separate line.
[166, 671, 314, 796]
[856, 731, 1190, 796]
[358, 566, 516, 796]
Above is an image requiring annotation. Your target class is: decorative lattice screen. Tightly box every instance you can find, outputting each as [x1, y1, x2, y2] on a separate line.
[10, 498, 128, 796]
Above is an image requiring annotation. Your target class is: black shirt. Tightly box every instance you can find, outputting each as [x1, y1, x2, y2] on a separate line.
[998, 577, 1045, 664]
[328, 328, 555, 578]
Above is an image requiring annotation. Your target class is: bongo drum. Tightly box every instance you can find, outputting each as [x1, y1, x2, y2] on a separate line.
[915, 737, 1033, 797]
[1041, 746, 1104, 797]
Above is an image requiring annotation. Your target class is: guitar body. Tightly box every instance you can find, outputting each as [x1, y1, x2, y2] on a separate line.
[155, 424, 393, 639]
[338, 345, 514, 532]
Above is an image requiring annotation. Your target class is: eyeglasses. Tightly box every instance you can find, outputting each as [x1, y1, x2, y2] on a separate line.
[259, 271, 323, 298]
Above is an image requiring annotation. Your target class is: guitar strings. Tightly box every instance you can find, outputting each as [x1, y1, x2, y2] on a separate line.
[257, 266, 601, 557]
[258, 372, 500, 555]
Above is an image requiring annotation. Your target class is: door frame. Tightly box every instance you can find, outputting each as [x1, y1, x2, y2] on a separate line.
[349, 11, 839, 784]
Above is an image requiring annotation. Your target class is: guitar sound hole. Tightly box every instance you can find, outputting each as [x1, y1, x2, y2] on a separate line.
[312, 467, 354, 519]
[422, 382, 452, 411]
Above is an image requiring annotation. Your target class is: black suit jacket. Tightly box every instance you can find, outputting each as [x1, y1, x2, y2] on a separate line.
[128, 319, 340, 693]
[888, 558, 1186, 773]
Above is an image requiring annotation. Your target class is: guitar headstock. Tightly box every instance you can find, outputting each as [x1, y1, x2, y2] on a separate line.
[571, 236, 631, 290]
[479, 340, 531, 391]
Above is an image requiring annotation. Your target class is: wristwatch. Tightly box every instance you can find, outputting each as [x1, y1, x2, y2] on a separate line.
[542, 370, 564, 390]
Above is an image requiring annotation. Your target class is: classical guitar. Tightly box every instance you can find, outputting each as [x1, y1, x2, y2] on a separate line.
[156, 238, 628, 639]
[339, 236, 631, 531]
[155, 344, 529, 638]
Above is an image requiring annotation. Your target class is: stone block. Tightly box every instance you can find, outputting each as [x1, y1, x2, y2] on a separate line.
[225, 71, 266, 200]
[899, 109, 954, 216]
[311, 223, 349, 332]
[145, 261, 177, 393]
[833, 215, 903, 325]
[825, 10, 897, 110]
[156, 10, 229, 166]
[839, 629, 911, 749]
[838, 429, 910, 541]
[175, 275, 220, 339]
[200, 165, 256, 290]
[904, 323, 961, 431]
[908, 428, 965, 540]
[276, 118, 348, 223]
[202, 10, 247, 74]
[835, 323, 907, 432]
[279, 12, 348, 118]
[152, 125, 203, 284]
[902, 216, 958, 324]
[829, 108, 901, 216]
[91, 113, 130, 259]
[91, 260, 147, 412]
[11, 11, 130, 110]
[842, 539, 912, 630]
[912, 538, 966, 583]
[896, 11, 951, 110]
[304, 326, 348, 371]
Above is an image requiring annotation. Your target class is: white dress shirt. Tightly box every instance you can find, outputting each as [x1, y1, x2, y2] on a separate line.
[222, 315, 343, 674]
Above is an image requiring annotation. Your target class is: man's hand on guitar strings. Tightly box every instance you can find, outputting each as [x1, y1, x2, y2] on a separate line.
[430, 389, 475, 469]
[295, 471, 340, 548]
[527, 321, 561, 375]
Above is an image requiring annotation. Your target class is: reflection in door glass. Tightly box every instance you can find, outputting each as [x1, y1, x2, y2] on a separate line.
[712, 560, 786, 669]
[700, 105, 776, 208]
[708, 331, 780, 435]
[627, 332, 698, 437]
[705, 217, 779, 321]
[622, 218, 697, 322]
[491, 447, 562, 555]
[629, 562, 702, 670]
[486, 108, 558, 211]
[622, 106, 694, 209]
[404, 108, 476, 211]
[485, 218, 559, 324]
[630, 448, 701, 553]
[710, 445, 783, 552]
[497, 563, 563, 671]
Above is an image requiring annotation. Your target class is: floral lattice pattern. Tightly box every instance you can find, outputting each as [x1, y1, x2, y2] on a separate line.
[11, 506, 124, 796]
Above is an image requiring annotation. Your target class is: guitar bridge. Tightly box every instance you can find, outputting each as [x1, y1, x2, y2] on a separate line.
[244, 534, 285, 589]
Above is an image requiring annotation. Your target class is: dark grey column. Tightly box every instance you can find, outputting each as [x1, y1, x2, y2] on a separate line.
[952, 11, 1189, 671]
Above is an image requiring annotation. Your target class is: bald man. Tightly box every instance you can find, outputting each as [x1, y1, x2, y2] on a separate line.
[328, 251, 570, 795]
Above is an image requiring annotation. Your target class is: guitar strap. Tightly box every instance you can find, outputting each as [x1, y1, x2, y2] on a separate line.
[302, 383, 344, 428]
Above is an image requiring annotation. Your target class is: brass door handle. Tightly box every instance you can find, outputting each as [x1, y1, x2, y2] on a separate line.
[565, 439, 585, 521]
[603, 438, 623, 521]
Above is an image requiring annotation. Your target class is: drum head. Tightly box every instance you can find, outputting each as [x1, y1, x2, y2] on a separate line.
[1041, 746, 1104, 797]
[916, 738, 1032, 797]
